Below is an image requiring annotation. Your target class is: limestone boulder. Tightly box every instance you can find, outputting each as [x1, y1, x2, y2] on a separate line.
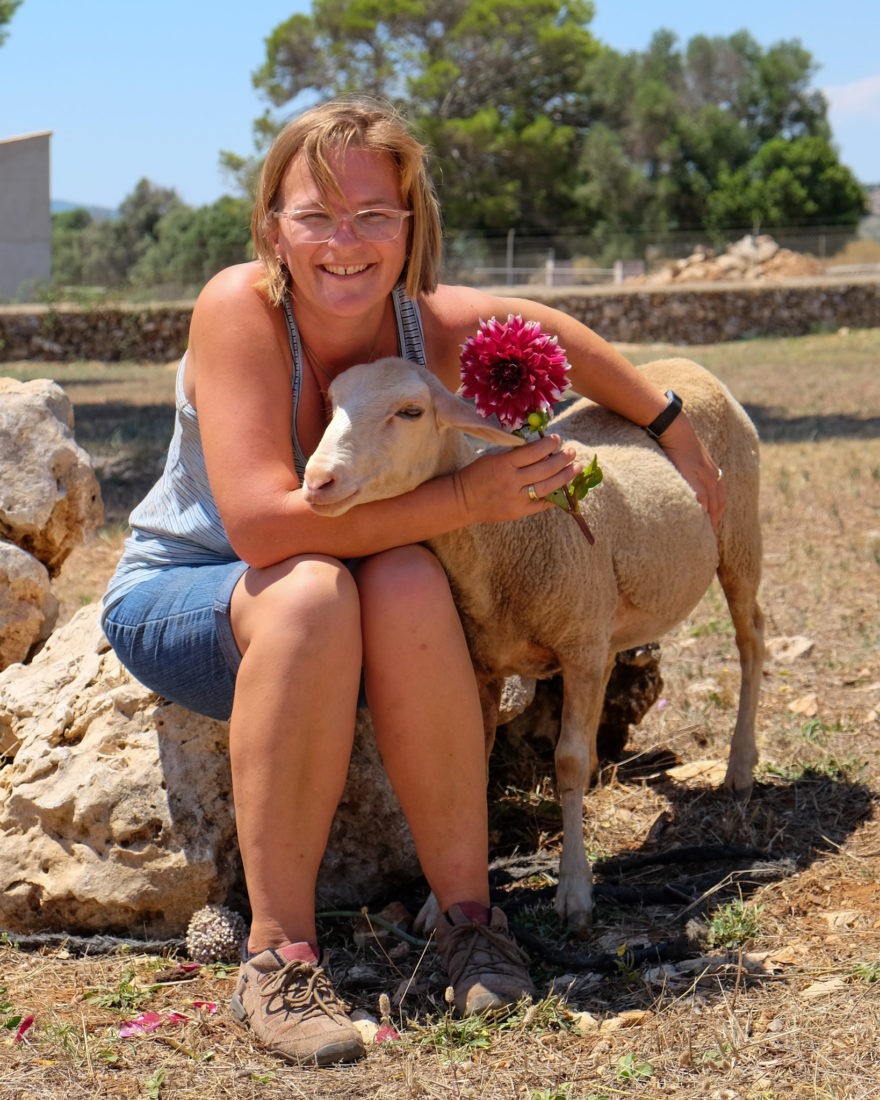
[0, 377, 103, 576]
[0, 605, 419, 937]
[0, 600, 658, 937]
[0, 541, 57, 670]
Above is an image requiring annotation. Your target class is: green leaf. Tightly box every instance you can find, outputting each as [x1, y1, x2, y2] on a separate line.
[570, 454, 603, 499]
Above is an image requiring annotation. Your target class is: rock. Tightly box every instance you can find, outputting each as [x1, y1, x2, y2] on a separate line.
[0, 607, 241, 936]
[0, 541, 57, 671]
[0, 605, 419, 937]
[500, 645, 663, 771]
[765, 635, 814, 662]
[0, 377, 103, 576]
[629, 234, 823, 286]
[0, 601, 662, 937]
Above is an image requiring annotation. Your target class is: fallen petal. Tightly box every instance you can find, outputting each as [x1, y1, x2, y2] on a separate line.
[13, 1015, 35, 1043]
[119, 1010, 188, 1038]
[120, 1012, 164, 1037]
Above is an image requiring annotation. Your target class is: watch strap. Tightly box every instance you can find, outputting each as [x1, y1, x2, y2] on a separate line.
[643, 389, 683, 441]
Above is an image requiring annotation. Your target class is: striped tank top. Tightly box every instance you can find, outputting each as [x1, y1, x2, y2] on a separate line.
[101, 285, 427, 619]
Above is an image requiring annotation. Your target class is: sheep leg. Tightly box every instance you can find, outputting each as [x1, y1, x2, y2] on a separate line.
[717, 562, 765, 795]
[553, 658, 612, 931]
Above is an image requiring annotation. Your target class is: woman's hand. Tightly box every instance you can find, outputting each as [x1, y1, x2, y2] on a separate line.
[655, 414, 726, 531]
[453, 434, 583, 524]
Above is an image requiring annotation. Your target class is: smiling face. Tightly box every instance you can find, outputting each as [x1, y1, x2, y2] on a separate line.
[270, 145, 409, 322]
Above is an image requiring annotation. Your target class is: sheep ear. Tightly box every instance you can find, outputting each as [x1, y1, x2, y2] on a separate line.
[432, 386, 525, 448]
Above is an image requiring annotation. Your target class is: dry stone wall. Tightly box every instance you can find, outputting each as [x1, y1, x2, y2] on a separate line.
[1, 277, 878, 361]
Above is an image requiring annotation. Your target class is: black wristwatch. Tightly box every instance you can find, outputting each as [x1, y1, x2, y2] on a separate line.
[643, 390, 683, 441]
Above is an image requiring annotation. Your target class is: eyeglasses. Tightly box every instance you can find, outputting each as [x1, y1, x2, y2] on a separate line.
[272, 207, 413, 243]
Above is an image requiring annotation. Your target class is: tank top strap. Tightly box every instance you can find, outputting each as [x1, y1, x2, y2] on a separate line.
[280, 294, 310, 482]
[391, 284, 427, 366]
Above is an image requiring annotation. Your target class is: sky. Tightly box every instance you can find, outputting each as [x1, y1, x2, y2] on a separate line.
[1, 0, 878, 212]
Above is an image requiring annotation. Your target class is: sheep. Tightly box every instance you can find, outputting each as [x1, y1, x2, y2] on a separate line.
[302, 356, 764, 931]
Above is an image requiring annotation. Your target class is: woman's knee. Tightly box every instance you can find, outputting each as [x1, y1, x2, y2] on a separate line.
[232, 555, 360, 650]
[356, 545, 452, 613]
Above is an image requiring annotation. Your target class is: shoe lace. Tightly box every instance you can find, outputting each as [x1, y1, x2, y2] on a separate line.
[259, 959, 350, 1022]
[443, 920, 529, 981]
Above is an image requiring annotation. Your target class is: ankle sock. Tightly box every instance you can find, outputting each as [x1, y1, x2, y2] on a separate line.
[244, 939, 319, 964]
[449, 900, 491, 925]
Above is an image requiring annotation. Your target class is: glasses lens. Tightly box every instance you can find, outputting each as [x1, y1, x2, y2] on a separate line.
[352, 210, 404, 242]
[289, 212, 336, 241]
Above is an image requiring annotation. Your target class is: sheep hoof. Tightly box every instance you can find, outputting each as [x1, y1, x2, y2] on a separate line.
[723, 774, 755, 802]
[413, 893, 441, 936]
[554, 895, 593, 935]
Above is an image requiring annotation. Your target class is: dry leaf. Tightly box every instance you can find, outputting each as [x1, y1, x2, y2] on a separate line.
[788, 693, 818, 716]
[666, 759, 728, 784]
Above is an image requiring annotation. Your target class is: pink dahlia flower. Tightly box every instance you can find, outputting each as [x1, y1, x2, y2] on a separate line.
[459, 314, 571, 430]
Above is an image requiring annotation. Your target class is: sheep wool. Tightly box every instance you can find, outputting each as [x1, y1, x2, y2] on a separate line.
[185, 904, 247, 964]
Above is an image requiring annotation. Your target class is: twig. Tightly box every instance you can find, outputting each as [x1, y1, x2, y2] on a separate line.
[317, 908, 428, 946]
[595, 843, 774, 874]
[510, 926, 696, 971]
[3, 931, 185, 956]
[155, 1034, 201, 1059]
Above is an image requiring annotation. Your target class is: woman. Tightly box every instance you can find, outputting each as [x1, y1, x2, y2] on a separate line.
[102, 98, 724, 1067]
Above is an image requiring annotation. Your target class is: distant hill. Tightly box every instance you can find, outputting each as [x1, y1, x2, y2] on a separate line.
[51, 199, 118, 221]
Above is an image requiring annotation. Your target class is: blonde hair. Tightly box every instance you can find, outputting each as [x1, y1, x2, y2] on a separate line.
[252, 98, 443, 307]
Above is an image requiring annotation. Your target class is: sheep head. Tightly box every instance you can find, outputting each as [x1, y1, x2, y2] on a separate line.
[303, 357, 522, 516]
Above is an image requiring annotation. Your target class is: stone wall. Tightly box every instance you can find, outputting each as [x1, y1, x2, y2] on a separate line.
[1, 276, 878, 361]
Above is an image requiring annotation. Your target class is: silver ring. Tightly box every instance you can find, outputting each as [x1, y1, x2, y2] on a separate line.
[716, 467, 724, 481]
[527, 484, 540, 503]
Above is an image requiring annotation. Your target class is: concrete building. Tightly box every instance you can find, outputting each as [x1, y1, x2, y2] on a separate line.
[0, 130, 51, 299]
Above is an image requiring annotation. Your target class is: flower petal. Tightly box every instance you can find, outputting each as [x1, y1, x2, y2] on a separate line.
[460, 314, 571, 430]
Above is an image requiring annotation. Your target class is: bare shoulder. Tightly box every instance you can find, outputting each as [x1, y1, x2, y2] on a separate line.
[418, 284, 513, 385]
[187, 262, 289, 403]
[421, 283, 574, 339]
[193, 261, 269, 323]
[190, 263, 286, 358]
[420, 284, 503, 333]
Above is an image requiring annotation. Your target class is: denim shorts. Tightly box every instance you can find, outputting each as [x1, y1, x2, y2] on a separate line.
[102, 561, 250, 721]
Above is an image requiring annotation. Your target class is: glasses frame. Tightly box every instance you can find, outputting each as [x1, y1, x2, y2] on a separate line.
[272, 207, 413, 243]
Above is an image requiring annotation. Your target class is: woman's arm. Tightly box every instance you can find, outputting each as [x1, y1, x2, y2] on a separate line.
[186, 269, 580, 568]
[421, 285, 726, 530]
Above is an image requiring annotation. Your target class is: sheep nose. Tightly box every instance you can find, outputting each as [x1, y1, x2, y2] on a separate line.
[302, 470, 336, 502]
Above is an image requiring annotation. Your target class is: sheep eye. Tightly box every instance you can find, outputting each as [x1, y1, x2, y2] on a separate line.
[395, 405, 424, 420]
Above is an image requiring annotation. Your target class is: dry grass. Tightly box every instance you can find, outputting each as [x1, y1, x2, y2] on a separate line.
[2, 330, 879, 1099]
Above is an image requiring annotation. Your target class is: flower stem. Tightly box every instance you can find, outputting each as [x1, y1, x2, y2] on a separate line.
[562, 484, 595, 544]
[537, 429, 595, 544]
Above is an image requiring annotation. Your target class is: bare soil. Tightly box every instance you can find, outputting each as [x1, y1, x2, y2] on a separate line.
[1, 330, 879, 1099]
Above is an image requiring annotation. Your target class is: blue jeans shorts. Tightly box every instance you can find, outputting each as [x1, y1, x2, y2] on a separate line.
[102, 561, 250, 721]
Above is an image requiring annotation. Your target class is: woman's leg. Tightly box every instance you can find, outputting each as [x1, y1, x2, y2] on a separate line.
[228, 554, 362, 953]
[356, 545, 491, 911]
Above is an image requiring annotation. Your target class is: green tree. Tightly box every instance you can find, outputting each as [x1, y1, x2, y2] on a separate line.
[0, 0, 22, 47]
[92, 179, 183, 286]
[50, 180, 185, 290]
[51, 208, 95, 287]
[244, 7, 864, 249]
[706, 135, 867, 232]
[130, 196, 252, 290]
[227, 0, 602, 234]
[578, 28, 863, 240]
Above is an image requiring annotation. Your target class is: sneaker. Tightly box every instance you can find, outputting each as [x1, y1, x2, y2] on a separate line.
[230, 944, 366, 1066]
[434, 904, 536, 1015]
